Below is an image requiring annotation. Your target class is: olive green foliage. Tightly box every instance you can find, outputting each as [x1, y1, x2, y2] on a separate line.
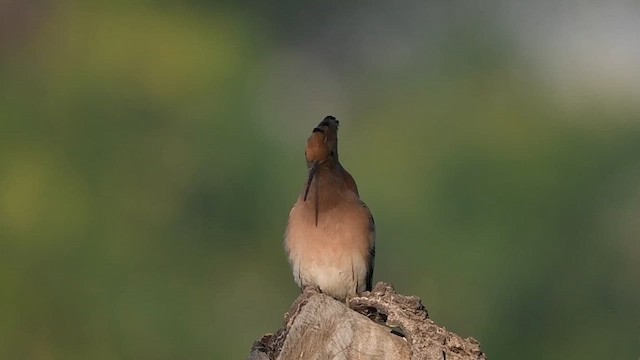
[0, 2, 638, 359]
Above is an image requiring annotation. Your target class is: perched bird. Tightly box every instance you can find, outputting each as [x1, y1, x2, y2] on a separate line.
[284, 116, 375, 301]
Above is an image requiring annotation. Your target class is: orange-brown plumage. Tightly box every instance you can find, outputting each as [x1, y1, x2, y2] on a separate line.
[285, 116, 375, 301]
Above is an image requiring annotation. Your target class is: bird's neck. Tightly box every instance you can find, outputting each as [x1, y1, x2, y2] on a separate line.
[303, 163, 353, 208]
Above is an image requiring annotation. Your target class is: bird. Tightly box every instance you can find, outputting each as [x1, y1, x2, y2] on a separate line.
[284, 116, 375, 302]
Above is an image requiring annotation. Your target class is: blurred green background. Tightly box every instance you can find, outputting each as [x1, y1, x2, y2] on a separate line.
[1, 1, 639, 359]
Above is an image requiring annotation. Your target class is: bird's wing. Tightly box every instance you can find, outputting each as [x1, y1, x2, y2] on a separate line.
[361, 201, 376, 291]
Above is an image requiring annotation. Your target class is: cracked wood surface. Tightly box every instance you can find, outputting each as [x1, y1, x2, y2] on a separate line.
[248, 282, 486, 360]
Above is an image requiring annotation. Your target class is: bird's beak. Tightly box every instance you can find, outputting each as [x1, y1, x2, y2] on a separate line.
[303, 162, 319, 201]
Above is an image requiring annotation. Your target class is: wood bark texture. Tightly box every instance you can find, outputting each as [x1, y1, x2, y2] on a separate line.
[248, 282, 486, 360]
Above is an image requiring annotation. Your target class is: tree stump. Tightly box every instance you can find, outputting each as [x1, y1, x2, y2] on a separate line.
[248, 282, 486, 360]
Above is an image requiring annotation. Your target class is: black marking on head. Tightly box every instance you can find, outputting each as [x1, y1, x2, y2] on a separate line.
[312, 127, 325, 133]
[319, 115, 338, 128]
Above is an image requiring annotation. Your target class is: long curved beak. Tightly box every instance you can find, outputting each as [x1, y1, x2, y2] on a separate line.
[303, 162, 318, 201]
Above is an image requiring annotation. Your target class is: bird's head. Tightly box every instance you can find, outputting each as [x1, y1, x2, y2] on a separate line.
[303, 116, 339, 201]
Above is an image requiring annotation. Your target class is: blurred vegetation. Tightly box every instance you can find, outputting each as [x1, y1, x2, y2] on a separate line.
[0, 1, 639, 359]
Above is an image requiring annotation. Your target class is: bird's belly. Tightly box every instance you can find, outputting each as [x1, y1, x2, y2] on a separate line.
[301, 256, 365, 300]
[287, 231, 368, 301]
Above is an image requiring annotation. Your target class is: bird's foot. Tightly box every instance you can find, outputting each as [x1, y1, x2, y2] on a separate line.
[301, 285, 321, 296]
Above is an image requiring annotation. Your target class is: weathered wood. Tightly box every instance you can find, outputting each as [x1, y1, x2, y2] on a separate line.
[248, 282, 486, 360]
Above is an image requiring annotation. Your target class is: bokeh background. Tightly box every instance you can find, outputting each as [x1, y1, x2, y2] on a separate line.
[1, 1, 639, 359]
